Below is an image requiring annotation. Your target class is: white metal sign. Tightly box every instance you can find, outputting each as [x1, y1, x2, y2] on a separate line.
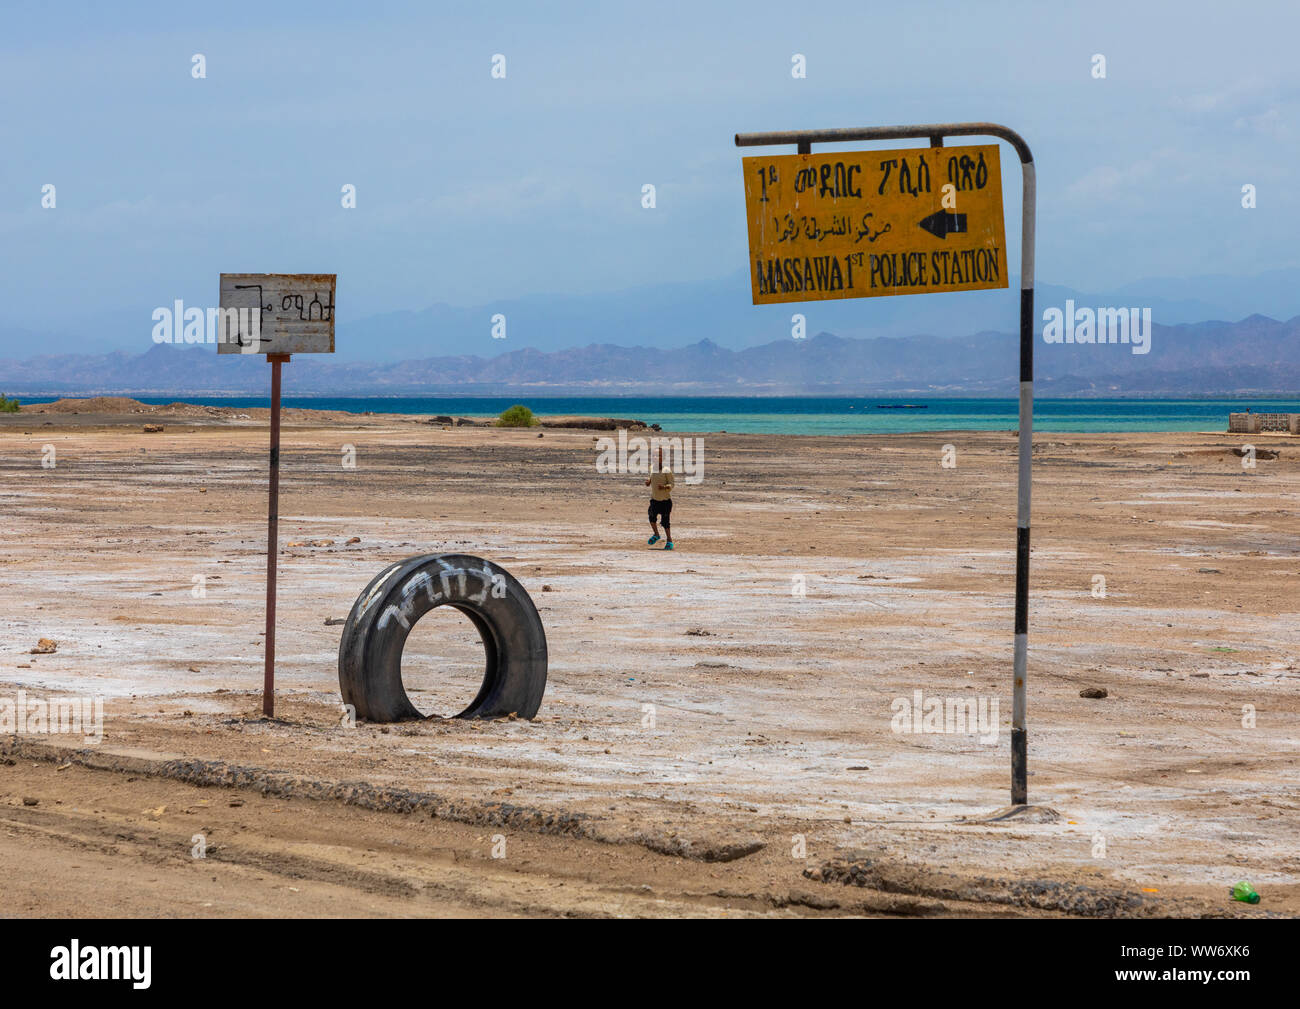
[217, 273, 336, 355]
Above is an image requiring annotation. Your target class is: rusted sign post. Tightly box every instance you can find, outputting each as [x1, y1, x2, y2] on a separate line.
[264, 352, 287, 717]
[218, 273, 336, 716]
[735, 123, 1036, 806]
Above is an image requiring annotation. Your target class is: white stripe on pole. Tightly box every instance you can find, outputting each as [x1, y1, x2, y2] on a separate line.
[1013, 632, 1028, 727]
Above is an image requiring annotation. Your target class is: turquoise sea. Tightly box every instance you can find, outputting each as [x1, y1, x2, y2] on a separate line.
[21, 396, 1292, 435]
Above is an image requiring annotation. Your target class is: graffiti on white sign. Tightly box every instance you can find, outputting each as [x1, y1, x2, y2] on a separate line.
[217, 273, 336, 355]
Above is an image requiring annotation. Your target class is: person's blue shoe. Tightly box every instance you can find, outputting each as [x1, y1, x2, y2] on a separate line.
[647, 534, 659, 545]
[664, 540, 674, 550]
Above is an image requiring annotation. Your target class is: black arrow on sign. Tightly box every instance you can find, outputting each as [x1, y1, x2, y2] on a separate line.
[918, 211, 967, 239]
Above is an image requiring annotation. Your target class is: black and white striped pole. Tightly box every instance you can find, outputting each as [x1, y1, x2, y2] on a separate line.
[1011, 138, 1035, 807]
[734, 122, 1037, 806]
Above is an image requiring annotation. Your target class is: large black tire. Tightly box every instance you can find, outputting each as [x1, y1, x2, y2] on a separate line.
[338, 554, 548, 721]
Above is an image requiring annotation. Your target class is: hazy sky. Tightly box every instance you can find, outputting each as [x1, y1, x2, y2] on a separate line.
[2, 0, 1297, 349]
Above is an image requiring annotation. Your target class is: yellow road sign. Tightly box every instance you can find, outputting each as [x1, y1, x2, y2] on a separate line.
[741, 144, 1007, 305]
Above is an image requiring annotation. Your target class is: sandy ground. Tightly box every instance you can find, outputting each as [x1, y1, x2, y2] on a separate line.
[0, 401, 1296, 918]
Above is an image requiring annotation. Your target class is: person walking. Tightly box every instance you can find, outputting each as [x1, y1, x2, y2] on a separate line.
[646, 447, 675, 550]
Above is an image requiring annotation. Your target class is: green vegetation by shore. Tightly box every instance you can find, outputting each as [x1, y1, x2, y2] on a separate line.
[496, 404, 538, 428]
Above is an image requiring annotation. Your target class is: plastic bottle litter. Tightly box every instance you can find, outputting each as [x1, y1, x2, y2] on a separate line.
[1230, 880, 1260, 904]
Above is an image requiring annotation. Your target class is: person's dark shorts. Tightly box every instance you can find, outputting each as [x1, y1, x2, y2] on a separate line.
[648, 498, 672, 523]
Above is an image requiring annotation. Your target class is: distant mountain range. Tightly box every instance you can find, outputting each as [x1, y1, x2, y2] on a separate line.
[3, 314, 1299, 397]
[9, 267, 1300, 364]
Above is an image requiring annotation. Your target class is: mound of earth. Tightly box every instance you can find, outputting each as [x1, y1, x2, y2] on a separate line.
[540, 416, 648, 430]
[25, 396, 158, 414]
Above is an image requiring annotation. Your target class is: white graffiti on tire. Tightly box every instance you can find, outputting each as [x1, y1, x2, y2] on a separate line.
[377, 561, 507, 631]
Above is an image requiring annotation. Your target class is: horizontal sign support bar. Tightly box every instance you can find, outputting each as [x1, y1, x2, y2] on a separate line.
[735, 122, 1033, 164]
